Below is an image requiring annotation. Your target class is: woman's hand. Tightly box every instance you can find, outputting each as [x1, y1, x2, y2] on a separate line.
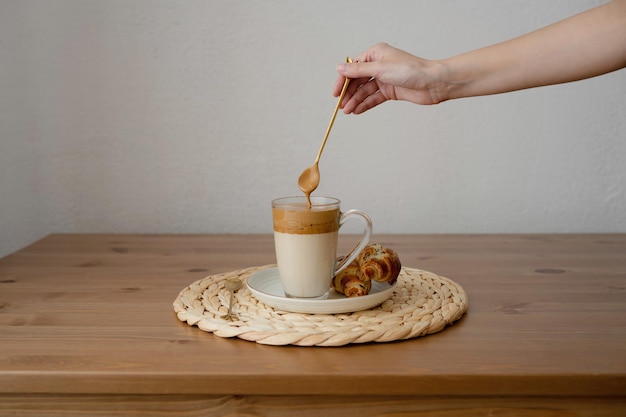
[334, 43, 450, 114]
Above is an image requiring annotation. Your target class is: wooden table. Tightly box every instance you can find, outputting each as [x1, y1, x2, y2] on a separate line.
[1, 234, 625, 416]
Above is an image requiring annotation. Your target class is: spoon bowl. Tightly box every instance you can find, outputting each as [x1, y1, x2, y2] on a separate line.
[221, 278, 243, 321]
[297, 164, 321, 201]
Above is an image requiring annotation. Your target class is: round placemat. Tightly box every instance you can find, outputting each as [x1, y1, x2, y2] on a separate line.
[173, 265, 468, 347]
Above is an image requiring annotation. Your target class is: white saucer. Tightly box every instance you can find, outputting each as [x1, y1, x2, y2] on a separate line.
[246, 267, 397, 314]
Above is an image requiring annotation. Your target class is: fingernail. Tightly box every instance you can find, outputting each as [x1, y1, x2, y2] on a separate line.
[337, 63, 346, 72]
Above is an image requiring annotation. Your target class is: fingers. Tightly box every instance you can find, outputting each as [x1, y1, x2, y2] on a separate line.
[333, 61, 366, 97]
[335, 61, 388, 113]
[343, 79, 387, 114]
[334, 43, 394, 113]
[333, 62, 372, 112]
[333, 72, 358, 110]
[332, 73, 348, 97]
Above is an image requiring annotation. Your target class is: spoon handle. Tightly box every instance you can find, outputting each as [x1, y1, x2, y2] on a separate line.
[315, 56, 353, 163]
[227, 291, 235, 316]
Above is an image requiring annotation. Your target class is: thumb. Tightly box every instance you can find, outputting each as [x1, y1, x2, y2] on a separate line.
[337, 61, 360, 77]
[337, 61, 378, 80]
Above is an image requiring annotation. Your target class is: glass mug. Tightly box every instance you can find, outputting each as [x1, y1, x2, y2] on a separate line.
[272, 196, 372, 298]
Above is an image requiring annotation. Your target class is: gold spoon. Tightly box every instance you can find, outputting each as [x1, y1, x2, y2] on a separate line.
[298, 56, 353, 204]
[221, 278, 243, 321]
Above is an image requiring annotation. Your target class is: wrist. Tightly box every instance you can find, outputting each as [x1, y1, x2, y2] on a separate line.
[423, 59, 456, 104]
[436, 56, 471, 102]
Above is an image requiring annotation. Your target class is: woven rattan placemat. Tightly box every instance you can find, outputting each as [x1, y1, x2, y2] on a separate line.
[173, 265, 468, 347]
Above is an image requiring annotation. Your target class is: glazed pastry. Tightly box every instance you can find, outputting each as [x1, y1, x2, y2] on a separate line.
[358, 244, 402, 285]
[332, 244, 402, 297]
[332, 258, 372, 297]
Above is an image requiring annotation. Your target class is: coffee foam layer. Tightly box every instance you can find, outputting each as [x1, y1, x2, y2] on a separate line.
[273, 205, 340, 234]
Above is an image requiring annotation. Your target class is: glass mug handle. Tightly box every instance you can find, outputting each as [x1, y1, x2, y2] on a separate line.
[334, 209, 373, 275]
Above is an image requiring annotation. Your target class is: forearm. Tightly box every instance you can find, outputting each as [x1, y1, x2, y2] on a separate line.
[443, 0, 626, 100]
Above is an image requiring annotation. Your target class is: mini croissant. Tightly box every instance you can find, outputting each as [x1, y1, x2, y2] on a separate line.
[358, 244, 402, 285]
[332, 244, 401, 297]
[332, 257, 371, 297]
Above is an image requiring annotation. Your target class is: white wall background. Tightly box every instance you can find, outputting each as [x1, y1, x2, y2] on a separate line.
[1, 0, 624, 258]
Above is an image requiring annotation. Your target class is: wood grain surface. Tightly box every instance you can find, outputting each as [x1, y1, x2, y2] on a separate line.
[1, 234, 625, 416]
